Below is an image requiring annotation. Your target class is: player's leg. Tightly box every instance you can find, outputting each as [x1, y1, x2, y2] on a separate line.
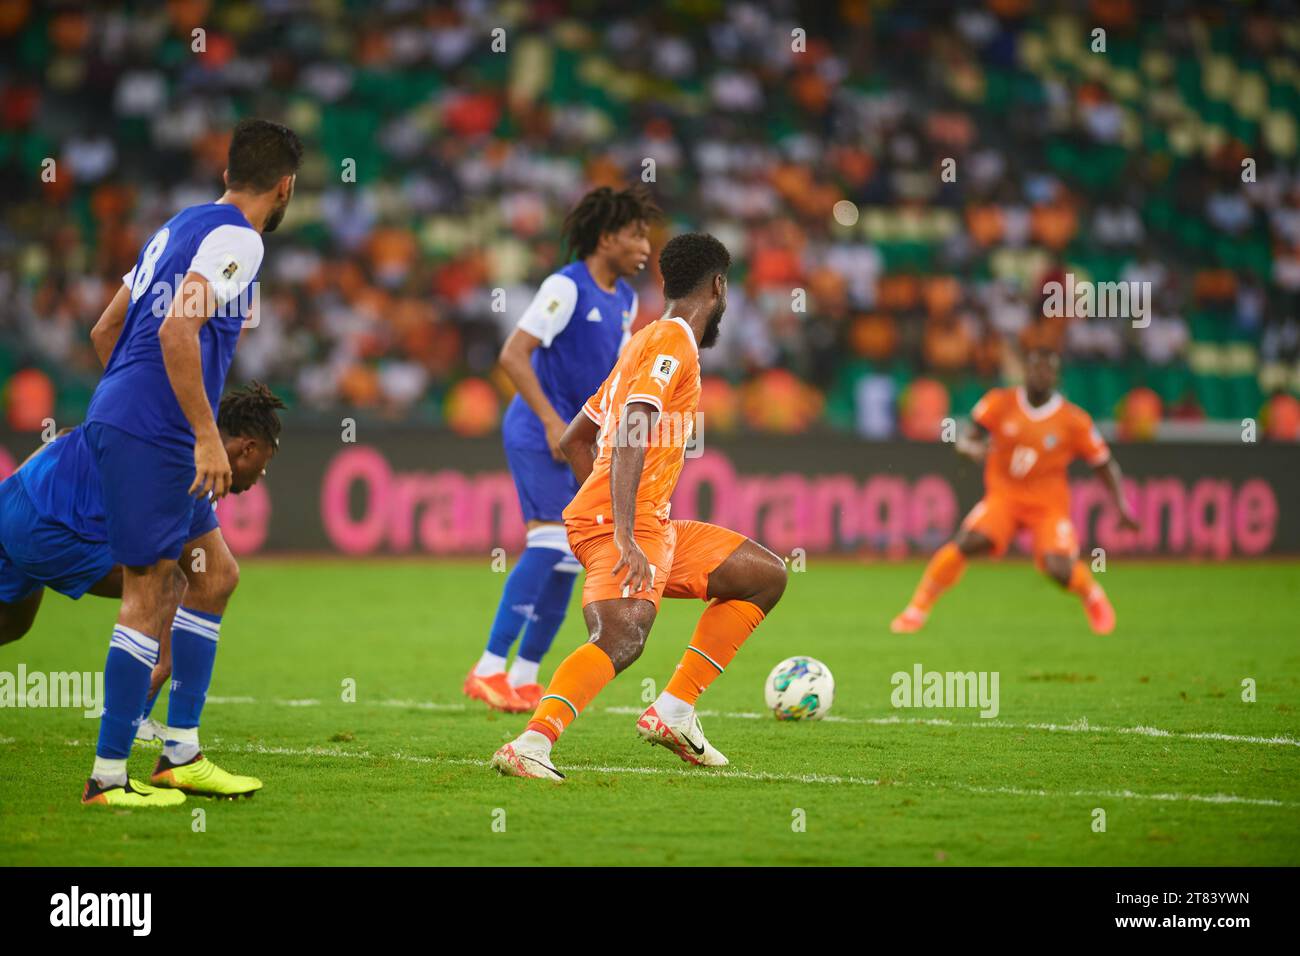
[83, 557, 186, 806]
[0, 589, 43, 645]
[79, 421, 191, 806]
[136, 565, 187, 744]
[492, 526, 672, 780]
[508, 552, 580, 708]
[467, 447, 579, 712]
[1034, 514, 1115, 635]
[891, 498, 1007, 634]
[149, 524, 261, 797]
[640, 523, 786, 766]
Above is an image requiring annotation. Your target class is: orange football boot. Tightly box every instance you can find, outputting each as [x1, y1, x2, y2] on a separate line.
[463, 669, 530, 713]
[512, 683, 544, 710]
[1084, 588, 1116, 635]
[889, 605, 929, 634]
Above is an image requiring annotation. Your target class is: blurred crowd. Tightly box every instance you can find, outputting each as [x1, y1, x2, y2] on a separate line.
[2, 0, 1300, 438]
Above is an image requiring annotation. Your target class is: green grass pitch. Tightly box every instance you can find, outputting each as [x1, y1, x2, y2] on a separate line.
[1, 558, 1297, 866]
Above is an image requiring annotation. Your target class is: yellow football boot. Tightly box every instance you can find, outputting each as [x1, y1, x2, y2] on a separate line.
[151, 753, 263, 798]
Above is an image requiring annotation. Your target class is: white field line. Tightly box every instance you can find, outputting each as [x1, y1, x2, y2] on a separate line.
[196, 696, 1300, 748]
[2, 733, 1291, 809]
[201, 741, 1298, 809]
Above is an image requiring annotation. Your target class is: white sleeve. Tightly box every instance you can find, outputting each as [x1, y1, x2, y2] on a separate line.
[515, 274, 579, 347]
[122, 266, 136, 288]
[188, 224, 265, 306]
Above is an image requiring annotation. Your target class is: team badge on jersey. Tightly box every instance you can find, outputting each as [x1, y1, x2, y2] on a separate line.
[221, 256, 240, 280]
[651, 353, 679, 386]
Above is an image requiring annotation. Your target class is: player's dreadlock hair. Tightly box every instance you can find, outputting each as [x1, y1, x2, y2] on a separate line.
[561, 185, 661, 260]
[659, 232, 731, 300]
[218, 381, 286, 445]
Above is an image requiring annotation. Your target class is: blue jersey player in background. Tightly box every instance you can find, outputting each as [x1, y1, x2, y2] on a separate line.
[78, 119, 301, 807]
[464, 186, 659, 713]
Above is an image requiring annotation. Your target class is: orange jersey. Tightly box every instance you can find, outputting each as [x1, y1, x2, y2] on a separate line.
[563, 316, 701, 539]
[971, 386, 1110, 507]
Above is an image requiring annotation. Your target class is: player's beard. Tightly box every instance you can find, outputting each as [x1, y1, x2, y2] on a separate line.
[263, 198, 288, 233]
[700, 301, 725, 349]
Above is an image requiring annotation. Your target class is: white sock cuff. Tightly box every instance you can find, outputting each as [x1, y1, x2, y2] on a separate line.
[174, 607, 221, 641]
[163, 726, 200, 745]
[526, 524, 574, 555]
[92, 757, 127, 779]
[110, 626, 160, 668]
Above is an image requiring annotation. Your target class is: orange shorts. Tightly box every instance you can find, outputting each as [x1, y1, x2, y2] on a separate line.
[961, 495, 1078, 558]
[568, 519, 747, 609]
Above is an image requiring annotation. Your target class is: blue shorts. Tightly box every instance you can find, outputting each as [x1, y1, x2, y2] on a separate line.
[504, 443, 579, 524]
[83, 422, 220, 567]
[0, 477, 114, 602]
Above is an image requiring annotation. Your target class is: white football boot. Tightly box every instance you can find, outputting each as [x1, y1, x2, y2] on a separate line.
[636, 704, 728, 767]
[491, 733, 565, 781]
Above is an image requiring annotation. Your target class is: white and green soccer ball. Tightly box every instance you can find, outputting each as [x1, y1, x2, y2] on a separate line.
[764, 656, 834, 721]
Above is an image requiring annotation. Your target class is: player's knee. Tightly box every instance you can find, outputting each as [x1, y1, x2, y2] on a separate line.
[954, 530, 989, 556]
[1042, 555, 1072, 587]
[195, 555, 239, 602]
[602, 625, 650, 673]
[756, 553, 788, 613]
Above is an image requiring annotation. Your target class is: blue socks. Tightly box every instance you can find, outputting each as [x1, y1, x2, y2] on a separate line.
[518, 566, 578, 665]
[486, 545, 567, 658]
[96, 625, 159, 762]
[165, 606, 221, 762]
[484, 525, 580, 675]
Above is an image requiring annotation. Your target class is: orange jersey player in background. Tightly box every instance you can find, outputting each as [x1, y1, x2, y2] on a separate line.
[491, 233, 788, 781]
[891, 347, 1139, 636]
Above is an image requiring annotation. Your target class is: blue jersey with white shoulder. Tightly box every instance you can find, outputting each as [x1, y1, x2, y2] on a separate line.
[86, 202, 264, 452]
[501, 260, 637, 453]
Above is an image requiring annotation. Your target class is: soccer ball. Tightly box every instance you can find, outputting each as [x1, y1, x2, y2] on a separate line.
[764, 656, 834, 721]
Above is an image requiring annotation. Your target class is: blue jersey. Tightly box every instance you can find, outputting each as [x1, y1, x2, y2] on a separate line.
[86, 202, 264, 451]
[501, 260, 637, 453]
[16, 427, 106, 544]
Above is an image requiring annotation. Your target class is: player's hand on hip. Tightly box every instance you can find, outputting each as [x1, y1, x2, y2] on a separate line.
[611, 532, 653, 596]
[190, 431, 232, 499]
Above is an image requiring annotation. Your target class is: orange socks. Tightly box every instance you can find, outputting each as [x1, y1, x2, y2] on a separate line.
[909, 542, 967, 612]
[1067, 560, 1103, 604]
[525, 600, 767, 741]
[665, 599, 766, 705]
[526, 642, 616, 742]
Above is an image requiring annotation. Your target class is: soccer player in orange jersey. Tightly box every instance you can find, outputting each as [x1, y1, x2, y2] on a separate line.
[491, 233, 788, 781]
[891, 348, 1139, 637]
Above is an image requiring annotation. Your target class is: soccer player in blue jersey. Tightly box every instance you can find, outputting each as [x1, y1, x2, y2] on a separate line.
[74, 118, 301, 807]
[464, 186, 659, 713]
[0, 384, 284, 656]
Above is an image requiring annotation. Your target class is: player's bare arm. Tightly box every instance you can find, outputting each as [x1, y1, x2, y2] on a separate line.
[559, 409, 600, 485]
[955, 421, 989, 462]
[499, 327, 569, 461]
[609, 400, 657, 594]
[1094, 454, 1139, 531]
[91, 283, 131, 367]
[158, 271, 231, 499]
